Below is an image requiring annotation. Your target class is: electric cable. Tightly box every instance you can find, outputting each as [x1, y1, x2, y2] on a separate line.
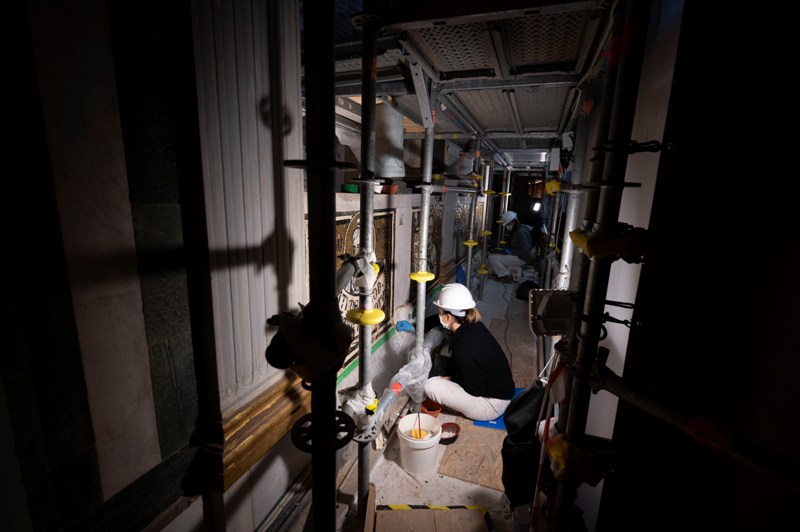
[538, 345, 558, 380]
[530, 357, 558, 532]
[500, 280, 514, 368]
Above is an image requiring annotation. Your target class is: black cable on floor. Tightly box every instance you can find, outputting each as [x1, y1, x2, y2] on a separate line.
[501, 281, 514, 366]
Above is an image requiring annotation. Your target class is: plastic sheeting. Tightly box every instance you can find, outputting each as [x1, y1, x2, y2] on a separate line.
[373, 326, 447, 423]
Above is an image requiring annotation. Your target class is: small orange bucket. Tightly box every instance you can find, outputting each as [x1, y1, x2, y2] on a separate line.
[421, 399, 442, 418]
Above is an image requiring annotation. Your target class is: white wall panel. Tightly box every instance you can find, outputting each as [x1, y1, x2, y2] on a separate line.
[193, 0, 305, 413]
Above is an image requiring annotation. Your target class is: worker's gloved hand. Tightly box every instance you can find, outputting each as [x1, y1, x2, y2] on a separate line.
[503, 247, 513, 255]
[395, 320, 414, 332]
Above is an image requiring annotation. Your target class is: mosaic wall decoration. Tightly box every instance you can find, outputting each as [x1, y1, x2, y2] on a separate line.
[304, 210, 395, 368]
[334, 210, 394, 367]
[452, 196, 485, 264]
[476, 201, 485, 239]
[409, 202, 443, 301]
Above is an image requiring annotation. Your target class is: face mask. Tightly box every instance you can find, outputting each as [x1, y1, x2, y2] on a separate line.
[439, 314, 449, 329]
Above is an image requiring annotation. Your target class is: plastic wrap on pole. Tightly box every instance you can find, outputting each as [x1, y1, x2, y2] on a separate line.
[375, 103, 406, 178]
[373, 327, 446, 423]
[336, 260, 357, 293]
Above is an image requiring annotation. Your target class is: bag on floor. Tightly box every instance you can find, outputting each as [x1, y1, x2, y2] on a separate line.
[503, 379, 545, 442]
[515, 280, 539, 301]
[501, 437, 541, 509]
[501, 379, 546, 508]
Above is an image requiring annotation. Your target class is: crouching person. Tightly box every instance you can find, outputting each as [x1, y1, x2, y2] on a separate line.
[424, 283, 516, 421]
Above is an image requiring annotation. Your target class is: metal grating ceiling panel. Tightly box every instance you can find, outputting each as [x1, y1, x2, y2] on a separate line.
[515, 85, 572, 129]
[521, 137, 553, 150]
[410, 23, 494, 72]
[334, 1, 363, 44]
[435, 104, 471, 134]
[326, 1, 609, 169]
[453, 90, 511, 132]
[492, 138, 524, 150]
[505, 11, 588, 67]
[430, 95, 469, 134]
[335, 48, 405, 73]
[491, 137, 553, 150]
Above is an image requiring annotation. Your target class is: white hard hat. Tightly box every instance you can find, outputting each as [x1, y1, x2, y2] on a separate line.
[433, 283, 476, 315]
[502, 211, 518, 225]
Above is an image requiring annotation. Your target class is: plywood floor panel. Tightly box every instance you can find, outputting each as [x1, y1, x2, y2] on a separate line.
[437, 422, 507, 492]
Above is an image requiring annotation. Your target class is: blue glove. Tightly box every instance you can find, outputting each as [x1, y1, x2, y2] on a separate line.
[503, 247, 513, 255]
[395, 320, 414, 332]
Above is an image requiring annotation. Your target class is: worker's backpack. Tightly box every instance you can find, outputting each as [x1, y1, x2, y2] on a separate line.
[501, 379, 546, 508]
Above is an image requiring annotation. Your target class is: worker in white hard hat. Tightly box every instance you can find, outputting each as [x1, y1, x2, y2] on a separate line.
[487, 210, 533, 281]
[423, 283, 515, 421]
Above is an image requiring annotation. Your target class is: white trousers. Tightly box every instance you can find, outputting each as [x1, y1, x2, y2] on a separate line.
[424, 376, 511, 421]
[487, 253, 526, 279]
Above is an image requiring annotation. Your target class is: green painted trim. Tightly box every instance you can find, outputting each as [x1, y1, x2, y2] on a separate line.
[336, 326, 397, 385]
[336, 284, 445, 386]
[429, 283, 445, 302]
[337, 358, 358, 386]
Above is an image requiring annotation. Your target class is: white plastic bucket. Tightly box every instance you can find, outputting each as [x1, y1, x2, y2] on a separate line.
[397, 413, 441, 474]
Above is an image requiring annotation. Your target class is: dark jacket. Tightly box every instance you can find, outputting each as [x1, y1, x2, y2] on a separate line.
[509, 223, 533, 261]
[448, 321, 515, 399]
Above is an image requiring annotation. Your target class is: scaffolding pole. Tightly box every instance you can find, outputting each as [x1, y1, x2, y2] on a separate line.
[414, 127, 435, 375]
[355, 3, 381, 518]
[592, 363, 800, 494]
[549, 1, 652, 529]
[302, 0, 339, 528]
[464, 185, 479, 290]
[497, 166, 512, 247]
[478, 162, 492, 300]
[543, 189, 563, 287]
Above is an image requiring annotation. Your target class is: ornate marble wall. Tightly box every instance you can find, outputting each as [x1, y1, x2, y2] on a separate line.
[409, 202, 444, 301]
[334, 210, 395, 368]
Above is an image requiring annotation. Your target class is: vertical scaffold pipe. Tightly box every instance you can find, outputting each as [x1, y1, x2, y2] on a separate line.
[554, 117, 589, 290]
[414, 128, 435, 357]
[478, 162, 492, 300]
[559, 13, 626, 440]
[356, 181, 376, 519]
[543, 191, 562, 287]
[302, 0, 338, 528]
[557, 0, 625, 444]
[356, 5, 380, 519]
[552, 0, 651, 529]
[498, 166, 512, 246]
[480, 162, 491, 236]
[464, 186, 479, 290]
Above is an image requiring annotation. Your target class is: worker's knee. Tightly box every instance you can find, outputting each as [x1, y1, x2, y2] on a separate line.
[423, 376, 446, 400]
